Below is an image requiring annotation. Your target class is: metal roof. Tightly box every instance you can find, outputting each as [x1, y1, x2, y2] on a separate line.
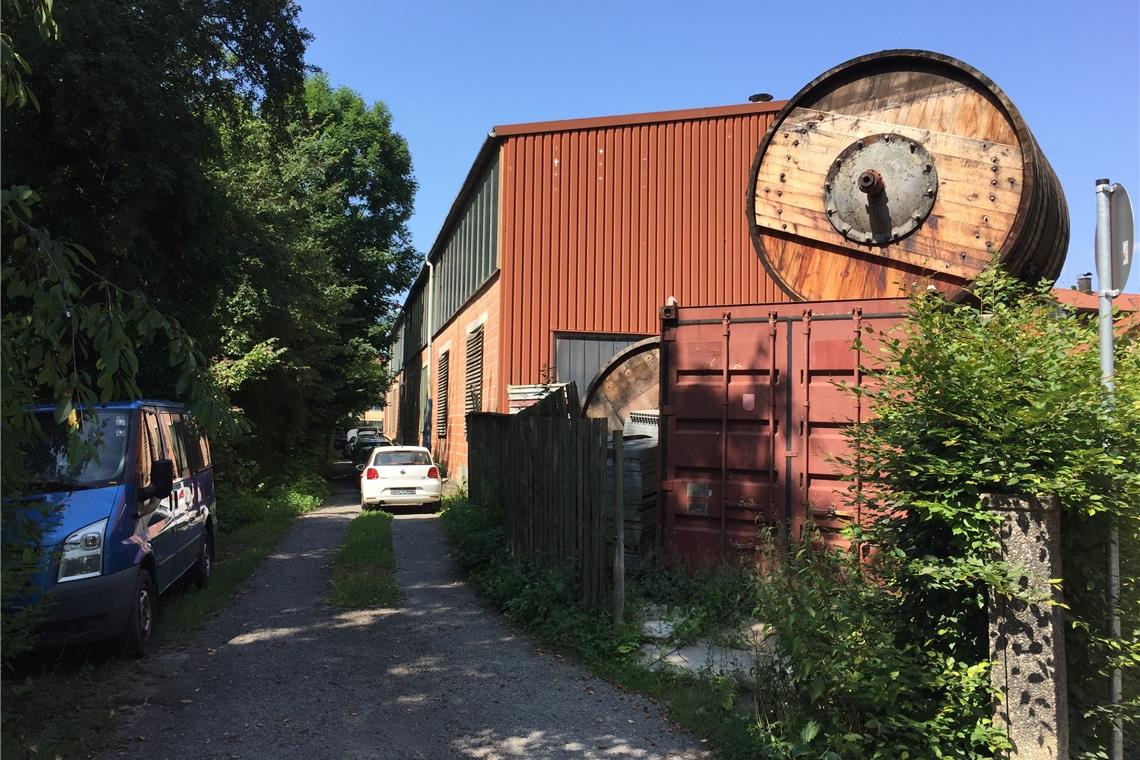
[390, 101, 788, 334]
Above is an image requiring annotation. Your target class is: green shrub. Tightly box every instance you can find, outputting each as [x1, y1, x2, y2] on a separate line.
[215, 472, 328, 534]
[440, 495, 637, 663]
[842, 267, 1140, 755]
[748, 536, 1007, 758]
[633, 563, 759, 646]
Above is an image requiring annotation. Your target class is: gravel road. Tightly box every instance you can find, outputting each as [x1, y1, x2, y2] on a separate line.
[102, 469, 710, 760]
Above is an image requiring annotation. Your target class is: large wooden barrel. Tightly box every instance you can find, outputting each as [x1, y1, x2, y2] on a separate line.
[583, 338, 660, 431]
[748, 49, 1068, 302]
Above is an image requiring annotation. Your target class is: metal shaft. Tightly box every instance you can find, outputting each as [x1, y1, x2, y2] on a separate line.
[1094, 178, 1122, 760]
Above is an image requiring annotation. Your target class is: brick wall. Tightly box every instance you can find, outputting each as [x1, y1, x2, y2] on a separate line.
[424, 278, 502, 483]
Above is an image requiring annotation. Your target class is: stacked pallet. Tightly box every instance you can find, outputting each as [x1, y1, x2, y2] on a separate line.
[606, 437, 660, 572]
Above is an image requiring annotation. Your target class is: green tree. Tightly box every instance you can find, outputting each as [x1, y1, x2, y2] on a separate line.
[208, 74, 417, 470]
[2, 0, 311, 362]
[2, 0, 417, 663]
[1, 0, 309, 657]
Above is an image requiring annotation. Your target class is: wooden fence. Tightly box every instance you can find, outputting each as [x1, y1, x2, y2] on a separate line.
[467, 385, 612, 611]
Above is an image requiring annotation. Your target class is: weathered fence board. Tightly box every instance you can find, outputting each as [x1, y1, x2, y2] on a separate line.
[467, 385, 611, 611]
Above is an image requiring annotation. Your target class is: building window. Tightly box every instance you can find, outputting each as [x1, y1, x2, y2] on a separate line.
[465, 327, 484, 424]
[436, 351, 449, 438]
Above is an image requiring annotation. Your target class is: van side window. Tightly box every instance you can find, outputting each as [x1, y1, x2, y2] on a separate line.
[161, 412, 192, 480]
[174, 416, 195, 472]
[180, 417, 211, 472]
[139, 410, 165, 489]
[195, 426, 211, 470]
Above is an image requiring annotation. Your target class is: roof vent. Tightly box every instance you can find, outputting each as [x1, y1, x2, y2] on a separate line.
[749, 93, 773, 103]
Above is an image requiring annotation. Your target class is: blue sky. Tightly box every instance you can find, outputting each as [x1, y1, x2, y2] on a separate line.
[299, 0, 1140, 293]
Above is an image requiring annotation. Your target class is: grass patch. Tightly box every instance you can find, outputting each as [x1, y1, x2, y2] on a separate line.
[1, 474, 327, 760]
[328, 509, 399, 608]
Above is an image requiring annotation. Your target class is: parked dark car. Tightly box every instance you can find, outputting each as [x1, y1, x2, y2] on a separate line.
[13, 400, 215, 657]
[353, 439, 391, 468]
[345, 427, 380, 456]
[348, 431, 383, 456]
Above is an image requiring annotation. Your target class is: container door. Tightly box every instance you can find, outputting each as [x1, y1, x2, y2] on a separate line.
[660, 312, 788, 566]
[786, 307, 905, 551]
[660, 299, 908, 567]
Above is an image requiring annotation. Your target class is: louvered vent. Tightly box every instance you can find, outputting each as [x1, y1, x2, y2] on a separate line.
[436, 351, 449, 437]
[465, 327, 484, 428]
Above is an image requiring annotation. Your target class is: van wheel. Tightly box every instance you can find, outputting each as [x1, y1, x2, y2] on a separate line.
[193, 531, 213, 589]
[120, 571, 156, 659]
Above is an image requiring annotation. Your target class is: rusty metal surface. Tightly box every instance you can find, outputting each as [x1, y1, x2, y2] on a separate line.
[823, 133, 938, 245]
[492, 101, 784, 138]
[658, 298, 909, 567]
[498, 108, 787, 409]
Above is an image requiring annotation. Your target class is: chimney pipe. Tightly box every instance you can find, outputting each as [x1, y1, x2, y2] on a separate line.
[1077, 272, 1093, 294]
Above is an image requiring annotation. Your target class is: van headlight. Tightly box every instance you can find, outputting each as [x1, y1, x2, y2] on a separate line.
[58, 519, 108, 582]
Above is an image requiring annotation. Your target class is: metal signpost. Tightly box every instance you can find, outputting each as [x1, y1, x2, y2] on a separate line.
[1094, 178, 1133, 760]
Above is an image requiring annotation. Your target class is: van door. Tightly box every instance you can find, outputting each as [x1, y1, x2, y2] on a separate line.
[174, 413, 211, 567]
[139, 408, 179, 590]
[187, 420, 214, 525]
[159, 410, 197, 580]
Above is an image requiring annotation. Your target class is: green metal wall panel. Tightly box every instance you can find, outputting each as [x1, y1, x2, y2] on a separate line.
[432, 159, 500, 332]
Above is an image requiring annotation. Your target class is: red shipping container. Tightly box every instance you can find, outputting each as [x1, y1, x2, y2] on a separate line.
[658, 298, 909, 567]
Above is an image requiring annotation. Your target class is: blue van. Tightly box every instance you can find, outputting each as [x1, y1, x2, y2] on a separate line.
[20, 400, 216, 657]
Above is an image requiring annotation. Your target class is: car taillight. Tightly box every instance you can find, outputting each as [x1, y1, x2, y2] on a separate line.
[365, 468, 379, 480]
[427, 466, 439, 479]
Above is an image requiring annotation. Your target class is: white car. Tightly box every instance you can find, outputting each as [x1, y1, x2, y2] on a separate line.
[358, 446, 442, 509]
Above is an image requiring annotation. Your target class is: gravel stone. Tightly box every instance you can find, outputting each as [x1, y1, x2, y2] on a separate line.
[100, 471, 710, 759]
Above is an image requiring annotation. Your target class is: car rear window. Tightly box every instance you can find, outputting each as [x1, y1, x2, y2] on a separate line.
[372, 450, 431, 466]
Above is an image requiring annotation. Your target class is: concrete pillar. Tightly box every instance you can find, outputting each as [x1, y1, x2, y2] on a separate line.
[985, 493, 1068, 760]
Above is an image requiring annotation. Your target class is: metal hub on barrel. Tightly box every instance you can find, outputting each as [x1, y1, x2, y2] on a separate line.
[822, 133, 938, 246]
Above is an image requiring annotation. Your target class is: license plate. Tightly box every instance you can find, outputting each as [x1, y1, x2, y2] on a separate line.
[392, 488, 415, 496]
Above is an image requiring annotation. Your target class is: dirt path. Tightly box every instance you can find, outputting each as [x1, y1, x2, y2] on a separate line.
[102, 471, 709, 760]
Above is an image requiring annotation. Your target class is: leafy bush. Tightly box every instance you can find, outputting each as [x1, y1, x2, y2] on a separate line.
[635, 564, 759, 644]
[215, 472, 327, 534]
[748, 536, 1007, 758]
[440, 495, 637, 663]
[842, 267, 1140, 755]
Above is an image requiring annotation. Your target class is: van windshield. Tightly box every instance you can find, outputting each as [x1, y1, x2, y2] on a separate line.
[25, 411, 131, 489]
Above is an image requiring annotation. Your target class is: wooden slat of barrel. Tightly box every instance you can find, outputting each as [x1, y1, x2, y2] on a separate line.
[583, 338, 661, 431]
[749, 50, 1068, 302]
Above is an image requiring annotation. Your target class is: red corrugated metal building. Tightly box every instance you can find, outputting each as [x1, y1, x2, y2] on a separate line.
[385, 100, 789, 479]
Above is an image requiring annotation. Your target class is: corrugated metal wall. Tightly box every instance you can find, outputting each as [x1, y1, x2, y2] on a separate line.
[397, 358, 423, 447]
[401, 289, 425, 368]
[498, 110, 786, 394]
[389, 327, 405, 374]
[554, 332, 649, 401]
[432, 160, 500, 331]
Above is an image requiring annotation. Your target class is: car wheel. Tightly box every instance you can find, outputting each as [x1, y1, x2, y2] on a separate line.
[120, 570, 157, 659]
[192, 531, 213, 590]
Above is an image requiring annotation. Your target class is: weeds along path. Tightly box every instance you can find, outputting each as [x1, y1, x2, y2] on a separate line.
[102, 466, 708, 760]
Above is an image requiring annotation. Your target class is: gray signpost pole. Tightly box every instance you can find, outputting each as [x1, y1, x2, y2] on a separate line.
[1094, 178, 1123, 760]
